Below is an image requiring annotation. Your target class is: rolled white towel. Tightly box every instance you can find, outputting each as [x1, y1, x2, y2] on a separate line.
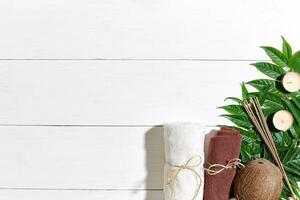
[164, 122, 205, 200]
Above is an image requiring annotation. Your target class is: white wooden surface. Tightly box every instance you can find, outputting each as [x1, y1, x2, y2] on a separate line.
[0, 0, 300, 59]
[0, 61, 261, 125]
[1, 0, 300, 199]
[0, 190, 163, 200]
[0, 126, 164, 189]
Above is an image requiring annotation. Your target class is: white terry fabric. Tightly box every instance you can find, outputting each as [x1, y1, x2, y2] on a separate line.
[164, 122, 205, 200]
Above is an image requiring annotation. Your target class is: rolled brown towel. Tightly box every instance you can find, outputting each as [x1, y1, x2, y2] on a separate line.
[204, 127, 242, 200]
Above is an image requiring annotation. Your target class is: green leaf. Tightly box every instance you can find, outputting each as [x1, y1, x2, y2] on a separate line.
[291, 125, 300, 139]
[282, 173, 300, 198]
[280, 189, 289, 200]
[289, 51, 300, 72]
[241, 82, 249, 100]
[262, 144, 272, 160]
[221, 114, 254, 129]
[240, 143, 253, 163]
[252, 142, 263, 159]
[265, 93, 285, 104]
[284, 99, 300, 125]
[289, 92, 300, 100]
[220, 105, 247, 116]
[262, 99, 284, 117]
[246, 79, 284, 97]
[283, 145, 300, 182]
[289, 176, 300, 198]
[246, 79, 276, 91]
[234, 127, 261, 143]
[251, 62, 285, 79]
[282, 36, 293, 60]
[288, 127, 298, 139]
[283, 143, 300, 163]
[273, 131, 293, 149]
[261, 46, 288, 68]
[291, 96, 300, 110]
[224, 97, 242, 103]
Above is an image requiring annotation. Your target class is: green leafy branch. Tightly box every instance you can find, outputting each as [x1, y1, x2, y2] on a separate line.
[220, 37, 300, 199]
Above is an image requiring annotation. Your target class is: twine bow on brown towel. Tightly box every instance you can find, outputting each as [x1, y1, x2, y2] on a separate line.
[167, 155, 202, 200]
[205, 158, 245, 176]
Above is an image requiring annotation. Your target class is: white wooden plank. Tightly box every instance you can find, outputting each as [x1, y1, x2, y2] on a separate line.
[0, 0, 299, 59]
[0, 189, 163, 200]
[0, 60, 262, 125]
[0, 126, 165, 189]
[0, 126, 297, 192]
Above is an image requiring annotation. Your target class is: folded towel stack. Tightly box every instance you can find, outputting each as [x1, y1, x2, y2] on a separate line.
[204, 127, 242, 200]
[164, 122, 205, 200]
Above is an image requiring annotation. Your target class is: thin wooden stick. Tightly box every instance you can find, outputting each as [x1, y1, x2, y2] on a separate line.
[242, 102, 284, 176]
[250, 99, 283, 168]
[252, 98, 293, 194]
[245, 99, 292, 195]
[243, 100, 288, 191]
[242, 97, 296, 199]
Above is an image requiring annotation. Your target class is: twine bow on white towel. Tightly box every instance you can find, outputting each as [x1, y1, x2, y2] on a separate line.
[167, 155, 202, 200]
[205, 158, 245, 176]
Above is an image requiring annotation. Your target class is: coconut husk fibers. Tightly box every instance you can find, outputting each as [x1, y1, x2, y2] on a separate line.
[204, 127, 242, 200]
[234, 158, 283, 200]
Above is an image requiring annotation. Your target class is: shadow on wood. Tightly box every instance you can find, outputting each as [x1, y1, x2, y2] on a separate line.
[204, 129, 218, 164]
[145, 127, 164, 200]
[141, 127, 219, 199]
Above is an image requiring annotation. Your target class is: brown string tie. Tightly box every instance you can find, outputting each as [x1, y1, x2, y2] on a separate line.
[167, 155, 202, 200]
[205, 158, 244, 176]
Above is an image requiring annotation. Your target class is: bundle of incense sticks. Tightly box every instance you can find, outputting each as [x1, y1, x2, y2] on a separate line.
[242, 97, 296, 199]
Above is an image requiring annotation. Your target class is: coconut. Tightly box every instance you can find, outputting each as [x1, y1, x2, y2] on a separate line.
[234, 158, 283, 200]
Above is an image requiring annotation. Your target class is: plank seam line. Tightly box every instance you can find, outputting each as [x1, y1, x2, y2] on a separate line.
[0, 188, 162, 191]
[0, 124, 163, 128]
[0, 58, 268, 62]
[0, 124, 219, 128]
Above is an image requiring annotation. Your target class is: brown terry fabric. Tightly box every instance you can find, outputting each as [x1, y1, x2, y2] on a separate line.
[204, 127, 242, 200]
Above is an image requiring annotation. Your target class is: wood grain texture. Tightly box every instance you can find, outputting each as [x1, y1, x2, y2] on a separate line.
[2, 1, 299, 199]
[0, 126, 165, 189]
[0, 60, 262, 125]
[0, 125, 297, 193]
[0, 189, 163, 200]
[0, 0, 299, 59]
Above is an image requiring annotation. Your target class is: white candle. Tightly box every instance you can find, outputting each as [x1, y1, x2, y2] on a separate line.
[272, 110, 294, 131]
[282, 72, 300, 92]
